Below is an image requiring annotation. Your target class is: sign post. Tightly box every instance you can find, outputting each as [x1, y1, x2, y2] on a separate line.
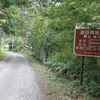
[80, 56, 84, 85]
[74, 23, 100, 85]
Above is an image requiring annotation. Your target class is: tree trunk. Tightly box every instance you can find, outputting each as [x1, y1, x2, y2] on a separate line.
[40, 38, 48, 62]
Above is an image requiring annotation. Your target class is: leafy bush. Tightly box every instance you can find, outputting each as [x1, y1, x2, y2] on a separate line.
[83, 67, 100, 97]
[84, 81, 100, 97]
[13, 47, 21, 52]
[20, 50, 35, 56]
[15, 37, 24, 47]
[44, 51, 81, 79]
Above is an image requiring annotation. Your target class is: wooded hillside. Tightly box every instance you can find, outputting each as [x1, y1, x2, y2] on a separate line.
[0, 0, 100, 98]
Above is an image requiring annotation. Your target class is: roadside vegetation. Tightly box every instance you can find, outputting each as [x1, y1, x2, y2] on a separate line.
[0, 0, 100, 99]
[0, 51, 6, 60]
[20, 49, 99, 100]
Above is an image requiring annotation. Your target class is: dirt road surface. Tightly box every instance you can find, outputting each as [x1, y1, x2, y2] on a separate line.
[0, 51, 44, 100]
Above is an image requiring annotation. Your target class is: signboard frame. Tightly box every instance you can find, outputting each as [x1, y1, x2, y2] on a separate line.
[74, 23, 100, 57]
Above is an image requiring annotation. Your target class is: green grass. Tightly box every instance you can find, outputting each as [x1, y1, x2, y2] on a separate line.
[0, 51, 6, 60]
[19, 51, 99, 100]
[0, 44, 9, 51]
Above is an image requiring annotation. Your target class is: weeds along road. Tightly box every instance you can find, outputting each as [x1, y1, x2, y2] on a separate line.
[0, 51, 43, 100]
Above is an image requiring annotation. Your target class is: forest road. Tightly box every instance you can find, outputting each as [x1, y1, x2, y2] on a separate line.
[0, 51, 44, 100]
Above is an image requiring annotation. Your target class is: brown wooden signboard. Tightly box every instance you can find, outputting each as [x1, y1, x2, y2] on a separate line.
[74, 29, 100, 56]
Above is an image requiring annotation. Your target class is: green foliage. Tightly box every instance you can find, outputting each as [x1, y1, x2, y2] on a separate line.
[84, 80, 100, 97]
[0, 51, 6, 60]
[15, 37, 24, 47]
[20, 50, 36, 57]
[1, 6, 21, 35]
[0, 0, 32, 8]
[1, 0, 100, 98]
[44, 51, 81, 79]
[82, 57, 100, 97]
[30, 1, 100, 97]
[0, 1, 3, 9]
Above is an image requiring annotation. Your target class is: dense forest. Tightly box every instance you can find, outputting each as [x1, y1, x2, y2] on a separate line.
[0, 0, 100, 98]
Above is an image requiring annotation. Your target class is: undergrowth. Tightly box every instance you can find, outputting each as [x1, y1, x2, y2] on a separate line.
[19, 50, 100, 100]
[0, 51, 6, 60]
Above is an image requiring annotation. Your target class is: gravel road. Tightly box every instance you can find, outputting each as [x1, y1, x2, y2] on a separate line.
[0, 51, 44, 100]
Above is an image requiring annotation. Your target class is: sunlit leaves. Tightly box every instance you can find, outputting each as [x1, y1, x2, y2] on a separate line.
[15, 36, 24, 46]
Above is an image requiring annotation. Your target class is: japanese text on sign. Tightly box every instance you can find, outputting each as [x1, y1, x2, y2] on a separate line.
[74, 29, 100, 56]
